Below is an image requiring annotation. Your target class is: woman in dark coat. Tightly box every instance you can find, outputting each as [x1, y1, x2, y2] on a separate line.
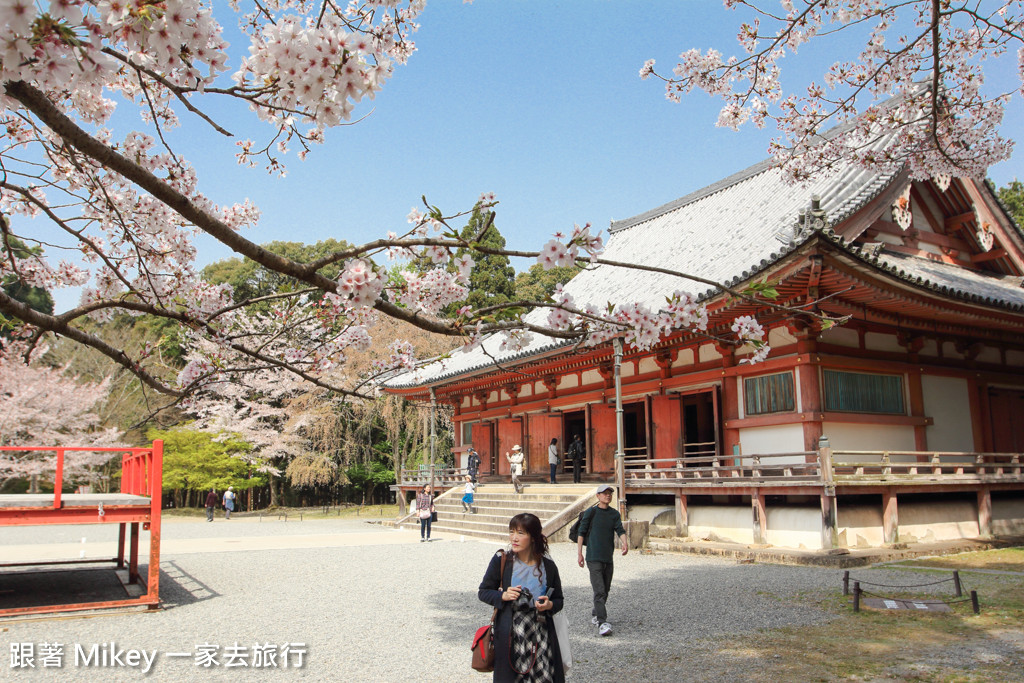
[478, 513, 565, 683]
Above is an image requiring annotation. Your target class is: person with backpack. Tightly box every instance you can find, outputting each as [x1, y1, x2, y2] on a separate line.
[576, 484, 627, 636]
[567, 434, 585, 483]
[467, 446, 482, 483]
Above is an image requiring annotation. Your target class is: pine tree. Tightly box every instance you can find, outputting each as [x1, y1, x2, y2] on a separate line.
[449, 208, 516, 315]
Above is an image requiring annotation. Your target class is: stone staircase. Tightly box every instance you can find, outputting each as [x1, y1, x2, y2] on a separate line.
[399, 483, 604, 543]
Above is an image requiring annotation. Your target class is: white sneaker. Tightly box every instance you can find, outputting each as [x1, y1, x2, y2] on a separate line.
[590, 616, 600, 626]
[599, 622, 612, 636]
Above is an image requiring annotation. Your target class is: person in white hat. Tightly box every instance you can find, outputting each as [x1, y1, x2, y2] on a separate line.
[506, 445, 525, 494]
[577, 484, 627, 637]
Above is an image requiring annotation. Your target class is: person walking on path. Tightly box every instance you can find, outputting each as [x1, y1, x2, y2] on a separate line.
[478, 513, 565, 682]
[222, 486, 236, 520]
[416, 484, 435, 542]
[461, 475, 476, 514]
[548, 438, 560, 484]
[577, 484, 628, 637]
[506, 445, 525, 494]
[205, 489, 218, 522]
[567, 434, 585, 484]
[467, 446, 482, 483]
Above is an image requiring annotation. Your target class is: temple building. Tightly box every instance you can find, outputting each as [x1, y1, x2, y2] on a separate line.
[384, 141, 1024, 551]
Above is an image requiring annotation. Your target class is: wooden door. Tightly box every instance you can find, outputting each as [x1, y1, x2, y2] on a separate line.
[528, 413, 563, 474]
[496, 417, 523, 474]
[651, 395, 682, 467]
[471, 422, 494, 474]
[989, 388, 1024, 452]
[589, 403, 618, 474]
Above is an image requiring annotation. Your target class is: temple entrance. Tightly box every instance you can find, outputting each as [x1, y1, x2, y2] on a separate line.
[562, 410, 586, 472]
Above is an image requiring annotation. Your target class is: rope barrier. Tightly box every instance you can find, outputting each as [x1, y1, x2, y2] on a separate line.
[846, 572, 980, 615]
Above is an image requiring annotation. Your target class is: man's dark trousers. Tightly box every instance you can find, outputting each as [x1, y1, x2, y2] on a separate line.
[587, 560, 613, 622]
[572, 458, 582, 483]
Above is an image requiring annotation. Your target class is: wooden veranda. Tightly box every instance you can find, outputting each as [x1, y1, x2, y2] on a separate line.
[0, 441, 163, 617]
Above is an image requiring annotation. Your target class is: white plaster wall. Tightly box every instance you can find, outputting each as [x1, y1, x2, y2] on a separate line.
[621, 361, 635, 378]
[977, 347, 1001, 364]
[768, 326, 799, 349]
[672, 349, 695, 368]
[699, 344, 722, 363]
[918, 339, 940, 357]
[520, 384, 533, 398]
[898, 501, 979, 543]
[499, 389, 509, 401]
[993, 498, 1024, 535]
[558, 374, 579, 391]
[764, 507, 822, 550]
[1007, 350, 1024, 368]
[865, 331, 903, 353]
[534, 381, 547, 396]
[837, 505, 885, 547]
[739, 424, 805, 455]
[819, 326, 859, 348]
[581, 370, 603, 386]
[638, 358, 659, 375]
[687, 506, 754, 544]
[922, 375, 975, 452]
[824, 422, 916, 456]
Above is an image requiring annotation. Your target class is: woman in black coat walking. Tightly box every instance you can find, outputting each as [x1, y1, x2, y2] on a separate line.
[478, 513, 565, 683]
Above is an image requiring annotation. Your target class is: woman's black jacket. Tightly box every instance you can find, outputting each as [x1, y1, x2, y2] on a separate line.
[477, 551, 565, 683]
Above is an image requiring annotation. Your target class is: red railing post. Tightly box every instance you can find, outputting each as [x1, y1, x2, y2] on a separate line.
[147, 440, 163, 608]
[53, 448, 65, 509]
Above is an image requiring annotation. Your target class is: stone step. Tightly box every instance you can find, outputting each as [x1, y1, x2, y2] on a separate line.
[434, 501, 567, 514]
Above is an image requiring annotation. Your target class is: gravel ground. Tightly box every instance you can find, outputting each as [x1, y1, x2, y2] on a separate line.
[0, 518, 947, 682]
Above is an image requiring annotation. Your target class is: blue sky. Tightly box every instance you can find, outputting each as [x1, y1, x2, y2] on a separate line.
[50, 1, 1024, 310]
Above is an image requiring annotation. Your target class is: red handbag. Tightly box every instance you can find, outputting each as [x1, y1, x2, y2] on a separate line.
[471, 550, 507, 672]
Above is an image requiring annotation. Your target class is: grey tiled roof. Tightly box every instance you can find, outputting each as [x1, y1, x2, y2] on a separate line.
[384, 158, 1022, 390]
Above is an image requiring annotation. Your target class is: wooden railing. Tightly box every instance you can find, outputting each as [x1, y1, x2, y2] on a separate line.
[0, 443, 164, 508]
[399, 466, 468, 487]
[831, 450, 1024, 479]
[625, 449, 1024, 488]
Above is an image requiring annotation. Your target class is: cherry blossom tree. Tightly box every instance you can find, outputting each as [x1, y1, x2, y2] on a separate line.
[642, 0, 1023, 182]
[0, 341, 122, 490]
[6, 1, 990, 406]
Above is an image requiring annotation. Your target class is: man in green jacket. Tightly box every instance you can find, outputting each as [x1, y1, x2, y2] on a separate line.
[576, 484, 628, 636]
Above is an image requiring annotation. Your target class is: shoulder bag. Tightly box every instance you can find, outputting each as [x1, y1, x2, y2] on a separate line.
[471, 550, 507, 672]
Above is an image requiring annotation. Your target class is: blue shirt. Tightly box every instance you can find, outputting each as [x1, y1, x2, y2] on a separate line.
[510, 557, 547, 602]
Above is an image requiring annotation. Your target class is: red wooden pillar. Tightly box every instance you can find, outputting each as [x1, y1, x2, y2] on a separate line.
[798, 361, 823, 453]
[676, 490, 688, 538]
[882, 490, 899, 545]
[977, 487, 992, 538]
[129, 522, 140, 583]
[752, 490, 767, 545]
[907, 370, 927, 451]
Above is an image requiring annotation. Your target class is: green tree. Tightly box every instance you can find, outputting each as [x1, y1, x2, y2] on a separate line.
[345, 461, 396, 505]
[998, 180, 1024, 227]
[1, 236, 54, 336]
[149, 426, 264, 507]
[202, 239, 352, 303]
[514, 262, 582, 303]
[450, 208, 516, 314]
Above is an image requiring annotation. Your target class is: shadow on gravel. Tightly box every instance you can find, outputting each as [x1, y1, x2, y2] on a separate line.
[156, 560, 222, 610]
[423, 556, 836, 682]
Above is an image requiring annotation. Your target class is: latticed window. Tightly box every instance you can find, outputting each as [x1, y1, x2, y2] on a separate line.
[823, 369, 905, 414]
[744, 372, 795, 415]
